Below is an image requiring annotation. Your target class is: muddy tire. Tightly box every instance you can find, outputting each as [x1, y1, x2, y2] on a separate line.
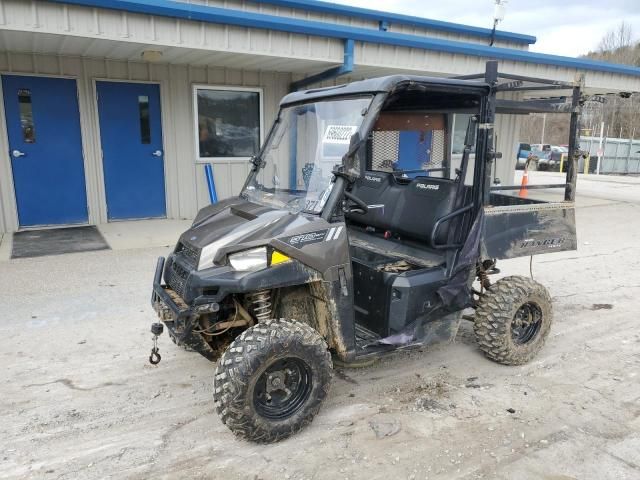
[213, 319, 332, 443]
[474, 276, 552, 365]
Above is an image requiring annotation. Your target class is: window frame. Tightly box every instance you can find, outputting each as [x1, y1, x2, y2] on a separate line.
[192, 84, 264, 164]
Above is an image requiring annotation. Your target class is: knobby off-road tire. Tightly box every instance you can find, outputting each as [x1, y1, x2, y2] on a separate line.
[474, 275, 553, 366]
[213, 319, 332, 443]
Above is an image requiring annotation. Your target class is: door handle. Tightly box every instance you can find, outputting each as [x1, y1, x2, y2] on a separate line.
[152, 150, 163, 157]
[12, 149, 26, 158]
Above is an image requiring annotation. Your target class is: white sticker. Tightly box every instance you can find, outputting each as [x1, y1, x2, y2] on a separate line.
[323, 125, 358, 144]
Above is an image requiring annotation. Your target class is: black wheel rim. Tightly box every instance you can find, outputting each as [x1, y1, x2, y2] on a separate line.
[511, 302, 543, 345]
[253, 357, 313, 420]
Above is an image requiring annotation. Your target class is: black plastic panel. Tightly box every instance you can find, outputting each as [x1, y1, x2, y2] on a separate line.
[483, 203, 577, 259]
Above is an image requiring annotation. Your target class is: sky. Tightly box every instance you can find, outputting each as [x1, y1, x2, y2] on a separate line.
[331, 0, 640, 57]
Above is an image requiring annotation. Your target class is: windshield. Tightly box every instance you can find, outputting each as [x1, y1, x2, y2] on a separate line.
[242, 96, 373, 214]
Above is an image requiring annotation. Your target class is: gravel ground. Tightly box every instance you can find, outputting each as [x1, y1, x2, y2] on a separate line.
[1, 172, 639, 480]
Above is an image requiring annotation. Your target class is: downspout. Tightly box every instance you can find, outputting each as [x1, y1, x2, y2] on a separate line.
[204, 164, 218, 204]
[289, 39, 355, 92]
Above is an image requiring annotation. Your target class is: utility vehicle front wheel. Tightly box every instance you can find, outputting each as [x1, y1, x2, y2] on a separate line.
[213, 319, 332, 443]
[474, 276, 552, 365]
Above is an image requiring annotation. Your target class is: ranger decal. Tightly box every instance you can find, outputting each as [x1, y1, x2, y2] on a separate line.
[284, 227, 344, 248]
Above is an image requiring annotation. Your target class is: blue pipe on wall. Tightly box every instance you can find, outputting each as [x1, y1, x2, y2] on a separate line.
[204, 164, 218, 204]
[290, 39, 355, 92]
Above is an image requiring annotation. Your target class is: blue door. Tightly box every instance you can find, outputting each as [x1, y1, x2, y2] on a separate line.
[2, 75, 88, 227]
[97, 82, 166, 220]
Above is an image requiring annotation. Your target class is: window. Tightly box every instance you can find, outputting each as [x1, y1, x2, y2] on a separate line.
[194, 86, 262, 161]
[138, 95, 151, 144]
[18, 89, 36, 143]
[450, 114, 477, 185]
[451, 113, 475, 155]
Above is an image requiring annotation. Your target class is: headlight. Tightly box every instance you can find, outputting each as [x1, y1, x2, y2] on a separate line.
[228, 247, 268, 272]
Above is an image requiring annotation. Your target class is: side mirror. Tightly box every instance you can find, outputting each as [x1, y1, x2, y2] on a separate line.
[465, 116, 477, 147]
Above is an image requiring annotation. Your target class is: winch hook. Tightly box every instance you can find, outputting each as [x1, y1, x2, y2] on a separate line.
[149, 322, 164, 365]
[149, 347, 161, 365]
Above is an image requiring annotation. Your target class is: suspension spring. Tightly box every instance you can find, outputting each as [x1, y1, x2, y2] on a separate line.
[246, 289, 272, 322]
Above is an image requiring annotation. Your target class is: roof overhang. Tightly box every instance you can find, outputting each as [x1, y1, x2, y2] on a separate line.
[1, 0, 639, 95]
[42, 0, 640, 78]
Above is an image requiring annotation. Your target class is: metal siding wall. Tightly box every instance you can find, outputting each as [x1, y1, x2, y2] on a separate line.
[0, 0, 344, 66]
[2, 1, 640, 92]
[0, 51, 291, 232]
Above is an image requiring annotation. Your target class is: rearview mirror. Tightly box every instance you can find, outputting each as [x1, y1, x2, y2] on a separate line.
[465, 116, 477, 147]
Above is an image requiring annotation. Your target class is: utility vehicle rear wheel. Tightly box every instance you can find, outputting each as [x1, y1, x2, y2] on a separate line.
[474, 276, 552, 365]
[213, 319, 332, 443]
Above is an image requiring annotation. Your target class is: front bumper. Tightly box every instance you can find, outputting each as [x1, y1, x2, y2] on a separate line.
[151, 254, 318, 323]
[151, 257, 222, 360]
[151, 256, 220, 322]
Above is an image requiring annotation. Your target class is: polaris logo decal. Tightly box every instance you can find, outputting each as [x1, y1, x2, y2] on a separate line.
[416, 183, 439, 191]
[284, 226, 344, 248]
[364, 175, 382, 183]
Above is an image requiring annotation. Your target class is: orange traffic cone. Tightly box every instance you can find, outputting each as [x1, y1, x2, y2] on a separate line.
[519, 166, 529, 198]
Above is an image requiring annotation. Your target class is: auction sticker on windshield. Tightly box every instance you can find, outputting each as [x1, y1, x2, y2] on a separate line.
[323, 125, 358, 144]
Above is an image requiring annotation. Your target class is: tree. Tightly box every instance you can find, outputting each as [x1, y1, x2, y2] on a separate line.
[520, 22, 640, 144]
[587, 21, 639, 66]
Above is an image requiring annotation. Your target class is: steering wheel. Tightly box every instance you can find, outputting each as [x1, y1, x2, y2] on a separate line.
[344, 191, 369, 214]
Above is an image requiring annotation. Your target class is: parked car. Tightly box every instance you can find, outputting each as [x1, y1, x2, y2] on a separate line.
[531, 143, 552, 153]
[530, 147, 556, 171]
[516, 142, 531, 169]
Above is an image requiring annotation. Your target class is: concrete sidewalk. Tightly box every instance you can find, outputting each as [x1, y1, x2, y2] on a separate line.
[0, 218, 192, 262]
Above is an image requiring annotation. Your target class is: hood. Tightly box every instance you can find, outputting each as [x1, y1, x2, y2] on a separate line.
[181, 199, 321, 266]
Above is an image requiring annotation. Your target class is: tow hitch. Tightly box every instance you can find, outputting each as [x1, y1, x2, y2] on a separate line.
[149, 322, 164, 365]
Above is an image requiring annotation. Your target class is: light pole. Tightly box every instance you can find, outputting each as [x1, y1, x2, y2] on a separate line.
[489, 0, 508, 46]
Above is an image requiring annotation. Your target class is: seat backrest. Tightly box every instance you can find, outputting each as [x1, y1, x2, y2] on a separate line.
[346, 172, 461, 247]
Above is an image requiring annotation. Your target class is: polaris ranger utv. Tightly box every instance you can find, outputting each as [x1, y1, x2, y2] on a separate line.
[150, 61, 582, 443]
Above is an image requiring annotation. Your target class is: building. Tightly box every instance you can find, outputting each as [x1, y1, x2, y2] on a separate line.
[1, 0, 639, 234]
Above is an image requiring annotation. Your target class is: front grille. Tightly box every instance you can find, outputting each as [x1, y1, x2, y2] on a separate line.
[165, 260, 190, 298]
[176, 242, 200, 267]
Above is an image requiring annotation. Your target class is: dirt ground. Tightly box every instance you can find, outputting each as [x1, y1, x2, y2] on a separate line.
[1, 172, 640, 480]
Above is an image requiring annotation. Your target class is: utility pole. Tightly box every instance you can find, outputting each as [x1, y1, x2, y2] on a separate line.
[541, 114, 546, 144]
[596, 121, 604, 175]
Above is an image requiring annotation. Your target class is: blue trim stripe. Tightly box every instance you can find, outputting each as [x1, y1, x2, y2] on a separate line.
[46, 0, 640, 78]
[251, 0, 536, 45]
